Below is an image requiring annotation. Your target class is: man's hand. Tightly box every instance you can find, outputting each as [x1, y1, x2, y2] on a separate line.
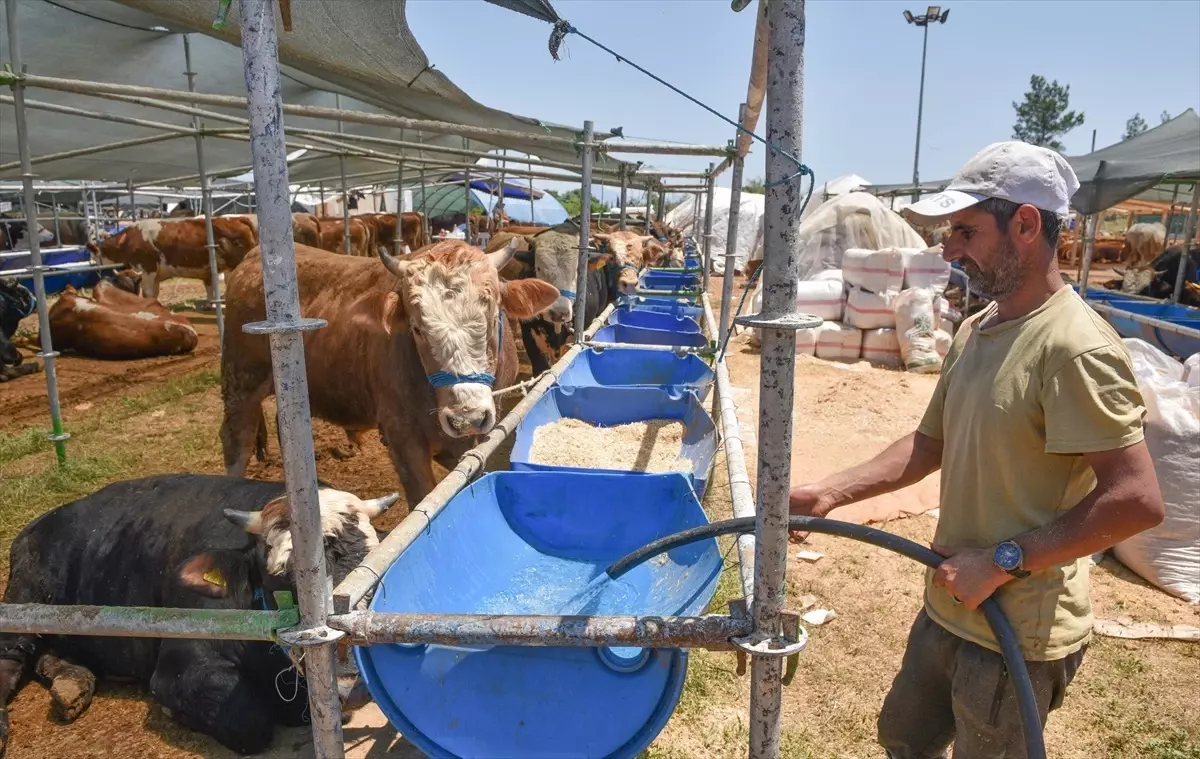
[930, 543, 1013, 610]
[788, 484, 837, 543]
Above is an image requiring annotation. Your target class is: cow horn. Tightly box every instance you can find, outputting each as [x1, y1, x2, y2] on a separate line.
[223, 508, 264, 534]
[359, 492, 401, 516]
[378, 246, 407, 278]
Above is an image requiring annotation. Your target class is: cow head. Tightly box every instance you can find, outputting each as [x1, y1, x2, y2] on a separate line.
[212, 218, 260, 267]
[520, 229, 589, 325]
[594, 232, 655, 296]
[376, 239, 558, 438]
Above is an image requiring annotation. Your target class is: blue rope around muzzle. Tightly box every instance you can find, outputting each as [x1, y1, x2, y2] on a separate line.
[558, 290, 576, 301]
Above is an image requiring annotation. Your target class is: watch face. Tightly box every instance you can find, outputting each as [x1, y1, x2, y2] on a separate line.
[995, 542, 1021, 570]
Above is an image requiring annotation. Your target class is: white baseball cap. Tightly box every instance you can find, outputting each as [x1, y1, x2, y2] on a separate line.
[904, 141, 1080, 225]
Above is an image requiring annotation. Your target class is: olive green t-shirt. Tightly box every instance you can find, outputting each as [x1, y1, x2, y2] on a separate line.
[918, 285, 1145, 661]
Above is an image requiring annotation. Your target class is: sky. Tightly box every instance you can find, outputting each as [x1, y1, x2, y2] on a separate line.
[405, 0, 1200, 202]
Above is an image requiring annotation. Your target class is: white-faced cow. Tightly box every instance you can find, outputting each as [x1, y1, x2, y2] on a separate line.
[86, 217, 258, 300]
[593, 230, 667, 296]
[220, 240, 558, 503]
[0, 473, 395, 755]
[48, 282, 198, 360]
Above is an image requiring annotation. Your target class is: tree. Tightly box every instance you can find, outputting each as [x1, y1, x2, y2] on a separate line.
[547, 188, 609, 217]
[1011, 74, 1085, 151]
[1161, 110, 1172, 124]
[742, 177, 766, 194]
[1124, 113, 1149, 140]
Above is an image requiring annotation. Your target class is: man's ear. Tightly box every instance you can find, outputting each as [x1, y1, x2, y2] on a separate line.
[176, 551, 249, 599]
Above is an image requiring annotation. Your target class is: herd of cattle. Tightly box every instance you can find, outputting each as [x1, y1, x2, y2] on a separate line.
[0, 212, 685, 756]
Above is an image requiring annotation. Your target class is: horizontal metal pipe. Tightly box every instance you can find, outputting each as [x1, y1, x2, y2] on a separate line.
[332, 302, 616, 613]
[584, 340, 705, 353]
[0, 262, 129, 277]
[599, 141, 732, 157]
[11, 72, 579, 149]
[0, 603, 292, 641]
[0, 133, 199, 172]
[328, 611, 751, 650]
[1086, 301, 1200, 338]
[1, 93, 206, 135]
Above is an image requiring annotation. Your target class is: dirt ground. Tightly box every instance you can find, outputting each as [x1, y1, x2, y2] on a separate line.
[1, 272, 1197, 759]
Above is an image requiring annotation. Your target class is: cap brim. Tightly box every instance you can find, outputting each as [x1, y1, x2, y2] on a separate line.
[902, 190, 986, 225]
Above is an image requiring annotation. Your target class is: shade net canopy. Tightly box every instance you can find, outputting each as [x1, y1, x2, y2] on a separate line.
[0, 0, 629, 184]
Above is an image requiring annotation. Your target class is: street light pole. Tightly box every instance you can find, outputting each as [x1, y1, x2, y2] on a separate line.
[905, 5, 949, 204]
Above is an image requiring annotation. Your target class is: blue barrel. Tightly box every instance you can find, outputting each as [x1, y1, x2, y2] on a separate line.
[640, 271, 699, 292]
[557, 348, 714, 400]
[1097, 300, 1200, 358]
[616, 297, 703, 320]
[592, 324, 709, 349]
[354, 471, 723, 759]
[1, 248, 96, 295]
[607, 308, 702, 334]
[511, 386, 717, 497]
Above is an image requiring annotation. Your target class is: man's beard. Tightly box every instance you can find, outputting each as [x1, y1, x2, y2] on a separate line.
[961, 236, 1026, 300]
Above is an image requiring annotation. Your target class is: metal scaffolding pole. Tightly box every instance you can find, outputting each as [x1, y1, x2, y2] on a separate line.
[50, 191, 61, 241]
[574, 121, 596, 343]
[4, 0, 67, 463]
[318, 181, 325, 215]
[747, 1, 808, 755]
[528, 154, 536, 224]
[236, 2, 344, 757]
[184, 33, 225, 348]
[1172, 183, 1200, 303]
[656, 182, 667, 220]
[336, 93, 351, 255]
[394, 159, 404, 252]
[645, 183, 654, 234]
[702, 163, 716, 294]
[619, 165, 628, 231]
[720, 104, 748, 345]
[463, 137, 473, 241]
[691, 191, 701, 243]
[419, 165, 430, 239]
[1078, 214, 1098, 301]
[496, 148, 508, 230]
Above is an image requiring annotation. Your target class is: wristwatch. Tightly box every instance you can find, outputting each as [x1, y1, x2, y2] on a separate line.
[992, 540, 1030, 579]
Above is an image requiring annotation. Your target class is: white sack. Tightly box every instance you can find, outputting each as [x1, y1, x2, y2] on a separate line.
[845, 286, 897, 329]
[902, 247, 952, 291]
[894, 288, 943, 374]
[935, 328, 953, 359]
[1182, 353, 1199, 388]
[815, 322, 862, 361]
[812, 268, 845, 283]
[668, 187, 765, 276]
[795, 280, 846, 321]
[1113, 338, 1200, 603]
[843, 248, 905, 294]
[862, 328, 901, 368]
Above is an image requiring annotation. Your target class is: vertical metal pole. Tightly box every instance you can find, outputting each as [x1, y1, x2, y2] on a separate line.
[702, 163, 716, 293]
[184, 32, 225, 347]
[463, 137, 473, 242]
[527, 154, 536, 224]
[656, 183, 666, 221]
[911, 21, 929, 205]
[5, 0, 67, 463]
[50, 192, 61, 244]
[645, 184, 654, 234]
[573, 121, 595, 343]
[336, 94, 351, 254]
[1172, 182, 1200, 303]
[750, 1, 805, 757]
[126, 179, 135, 223]
[720, 108, 747, 344]
[619, 165, 628, 231]
[394, 160, 404, 253]
[318, 181, 325, 215]
[236, 2, 344, 757]
[691, 191, 702, 243]
[1161, 183, 1180, 253]
[81, 181, 94, 244]
[1078, 214, 1097, 301]
[419, 166, 430, 238]
[496, 148, 508, 231]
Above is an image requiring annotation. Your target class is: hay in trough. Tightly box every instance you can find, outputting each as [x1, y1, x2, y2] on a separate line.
[528, 418, 690, 473]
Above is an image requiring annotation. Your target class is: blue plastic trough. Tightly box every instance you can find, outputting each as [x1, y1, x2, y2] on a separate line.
[354, 471, 723, 759]
[616, 297, 703, 320]
[1094, 299, 1200, 358]
[511, 386, 718, 498]
[592, 324, 709, 349]
[606, 308, 703, 334]
[0, 247, 96, 295]
[556, 347, 714, 401]
[639, 270, 700, 293]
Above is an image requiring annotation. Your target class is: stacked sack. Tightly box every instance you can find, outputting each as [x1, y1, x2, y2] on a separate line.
[751, 246, 957, 372]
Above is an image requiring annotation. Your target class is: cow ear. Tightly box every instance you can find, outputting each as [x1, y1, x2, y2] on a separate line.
[501, 278, 560, 320]
[177, 552, 244, 599]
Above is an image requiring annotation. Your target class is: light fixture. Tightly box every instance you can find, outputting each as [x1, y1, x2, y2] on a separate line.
[903, 9, 915, 22]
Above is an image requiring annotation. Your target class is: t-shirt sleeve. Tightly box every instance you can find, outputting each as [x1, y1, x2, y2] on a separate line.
[1042, 344, 1146, 454]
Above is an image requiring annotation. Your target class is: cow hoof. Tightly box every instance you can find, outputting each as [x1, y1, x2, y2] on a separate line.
[329, 445, 359, 461]
[48, 666, 95, 723]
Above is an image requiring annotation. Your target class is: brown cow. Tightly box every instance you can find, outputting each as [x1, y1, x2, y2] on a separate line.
[220, 240, 558, 502]
[593, 230, 664, 296]
[86, 218, 258, 301]
[357, 212, 429, 255]
[48, 282, 198, 359]
[318, 217, 372, 256]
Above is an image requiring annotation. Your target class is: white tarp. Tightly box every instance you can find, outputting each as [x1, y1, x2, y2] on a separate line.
[667, 186, 764, 275]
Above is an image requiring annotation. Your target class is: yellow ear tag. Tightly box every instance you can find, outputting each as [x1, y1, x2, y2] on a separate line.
[202, 568, 227, 588]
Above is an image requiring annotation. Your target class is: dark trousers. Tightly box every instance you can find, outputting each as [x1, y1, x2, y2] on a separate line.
[878, 608, 1086, 759]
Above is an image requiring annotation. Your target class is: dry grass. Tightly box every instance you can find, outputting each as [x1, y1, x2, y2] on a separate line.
[528, 417, 689, 472]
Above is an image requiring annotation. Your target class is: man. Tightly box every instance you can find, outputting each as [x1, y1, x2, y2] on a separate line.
[789, 141, 1164, 758]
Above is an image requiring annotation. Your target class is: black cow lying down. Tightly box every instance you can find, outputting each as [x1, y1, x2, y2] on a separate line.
[0, 474, 397, 756]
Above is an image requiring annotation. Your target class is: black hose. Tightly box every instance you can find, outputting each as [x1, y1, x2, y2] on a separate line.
[605, 516, 1047, 759]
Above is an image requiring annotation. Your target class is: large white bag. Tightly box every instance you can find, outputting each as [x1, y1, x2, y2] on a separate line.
[812, 268, 845, 283]
[935, 328, 953, 359]
[894, 288, 943, 374]
[862, 328, 901, 368]
[814, 322, 862, 361]
[844, 286, 897, 329]
[843, 248, 905, 294]
[794, 279, 846, 322]
[1184, 353, 1200, 389]
[1113, 339, 1200, 603]
[901, 248, 952, 291]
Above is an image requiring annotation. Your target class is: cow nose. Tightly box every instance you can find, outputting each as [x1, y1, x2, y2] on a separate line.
[441, 406, 495, 437]
[547, 301, 571, 323]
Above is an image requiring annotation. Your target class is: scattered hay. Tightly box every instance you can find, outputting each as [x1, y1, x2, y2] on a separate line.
[528, 418, 691, 473]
